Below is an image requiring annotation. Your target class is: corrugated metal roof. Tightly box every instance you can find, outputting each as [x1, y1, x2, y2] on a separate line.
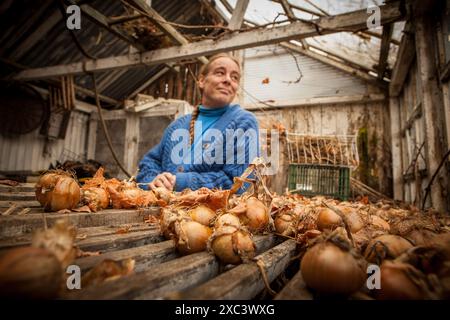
[0, 0, 218, 106]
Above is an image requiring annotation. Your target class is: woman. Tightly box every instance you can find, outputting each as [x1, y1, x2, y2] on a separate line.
[136, 53, 259, 193]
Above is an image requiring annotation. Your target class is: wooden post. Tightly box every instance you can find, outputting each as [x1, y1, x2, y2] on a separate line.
[124, 113, 140, 176]
[389, 97, 404, 200]
[415, 14, 448, 212]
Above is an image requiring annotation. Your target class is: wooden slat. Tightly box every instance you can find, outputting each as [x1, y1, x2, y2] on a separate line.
[378, 23, 394, 79]
[0, 183, 35, 193]
[0, 223, 157, 250]
[228, 0, 249, 30]
[0, 192, 36, 201]
[164, 239, 297, 300]
[14, 3, 404, 80]
[0, 200, 40, 209]
[76, 229, 163, 253]
[76, 240, 178, 273]
[71, 1, 146, 51]
[0, 207, 160, 238]
[274, 271, 313, 300]
[389, 22, 415, 96]
[126, 0, 208, 65]
[66, 235, 277, 299]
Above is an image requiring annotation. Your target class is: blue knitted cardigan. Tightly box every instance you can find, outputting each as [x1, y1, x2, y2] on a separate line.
[136, 104, 259, 192]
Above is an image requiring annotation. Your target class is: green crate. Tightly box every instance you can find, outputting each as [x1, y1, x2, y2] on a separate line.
[288, 164, 350, 200]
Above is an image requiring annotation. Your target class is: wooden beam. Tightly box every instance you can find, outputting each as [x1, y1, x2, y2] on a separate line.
[14, 2, 404, 81]
[389, 23, 415, 96]
[415, 14, 448, 212]
[271, 0, 400, 45]
[378, 24, 394, 79]
[279, 0, 309, 49]
[389, 97, 404, 200]
[66, 235, 276, 299]
[0, 208, 159, 238]
[228, 0, 249, 30]
[127, 66, 171, 99]
[244, 93, 386, 110]
[281, 42, 387, 88]
[307, 43, 377, 75]
[76, 240, 178, 273]
[66, 1, 146, 51]
[125, 0, 208, 65]
[164, 239, 297, 300]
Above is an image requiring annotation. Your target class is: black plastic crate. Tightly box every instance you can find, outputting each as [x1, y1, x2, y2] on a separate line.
[288, 164, 350, 200]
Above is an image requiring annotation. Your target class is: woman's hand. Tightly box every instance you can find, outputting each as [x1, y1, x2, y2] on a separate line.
[149, 172, 176, 191]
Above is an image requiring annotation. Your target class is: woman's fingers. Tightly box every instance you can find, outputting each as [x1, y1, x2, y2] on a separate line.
[163, 172, 176, 185]
[159, 175, 173, 190]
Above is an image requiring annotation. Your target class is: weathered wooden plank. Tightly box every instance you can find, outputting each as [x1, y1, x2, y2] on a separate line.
[228, 0, 249, 30]
[76, 229, 163, 253]
[164, 239, 297, 300]
[0, 223, 157, 250]
[274, 271, 313, 300]
[0, 192, 35, 201]
[76, 240, 178, 273]
[389, 22, 415, 96]
[378, 23, 393, 79]
[14, 3, 404, 80]
[0, 207, 160, 238]
[389, 97, 404, 200]
[0, 183, 35, 193]
[0, 200, 40, 209]
[415, 14, 447, 212]
[66, 235, 277, 299]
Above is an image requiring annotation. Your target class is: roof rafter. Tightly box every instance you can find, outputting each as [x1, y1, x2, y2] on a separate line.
[13, 2, 405, 81]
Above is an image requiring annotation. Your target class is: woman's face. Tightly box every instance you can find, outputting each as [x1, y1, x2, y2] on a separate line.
[198, 57, 240, 108]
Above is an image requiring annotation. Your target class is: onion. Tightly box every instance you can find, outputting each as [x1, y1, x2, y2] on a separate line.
[160, 208, 184, 240]
[210, 226, 255, 264]
[405, 229, 439, 246]
[274, 213, 295, 235]
[188, 205, 216, 226]
[316, 207, 342, 231]
[174, 220, 212, 255]
[35, 171, 81, 211]
[241, 197, 269, 232]
[81, 187, 110, 212]
[0, 247, 62, 299]
[370, 215, 390, 231]
[339, 207, 364, 233]
[364, 234, 413, 263]
[374, 260, 424, 300]
[301, 242, 366, 295]
[214, 213, 241, 229]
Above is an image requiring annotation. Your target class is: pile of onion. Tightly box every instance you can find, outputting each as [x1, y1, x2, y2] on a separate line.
[364, 234, 413, 264]
[173, 219, 212, 255]
[0, 247, 63, 299]
[300, 228, 366, 296]
[209, 225, 256, 264]
[35, 171, 81, 211]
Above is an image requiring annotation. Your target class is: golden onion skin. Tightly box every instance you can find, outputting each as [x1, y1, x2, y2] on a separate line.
[301, 242, 366, 296]
[35, 173, 81, 211]
[316, 208, 342, 231]
[211, 226, 255, 264]
[175, 221, 212, 255]
[364, 234, 413, 263]
[374, 261, 424, 300]
[0, 247, 63, 299]
[189, 205, 216, 226]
